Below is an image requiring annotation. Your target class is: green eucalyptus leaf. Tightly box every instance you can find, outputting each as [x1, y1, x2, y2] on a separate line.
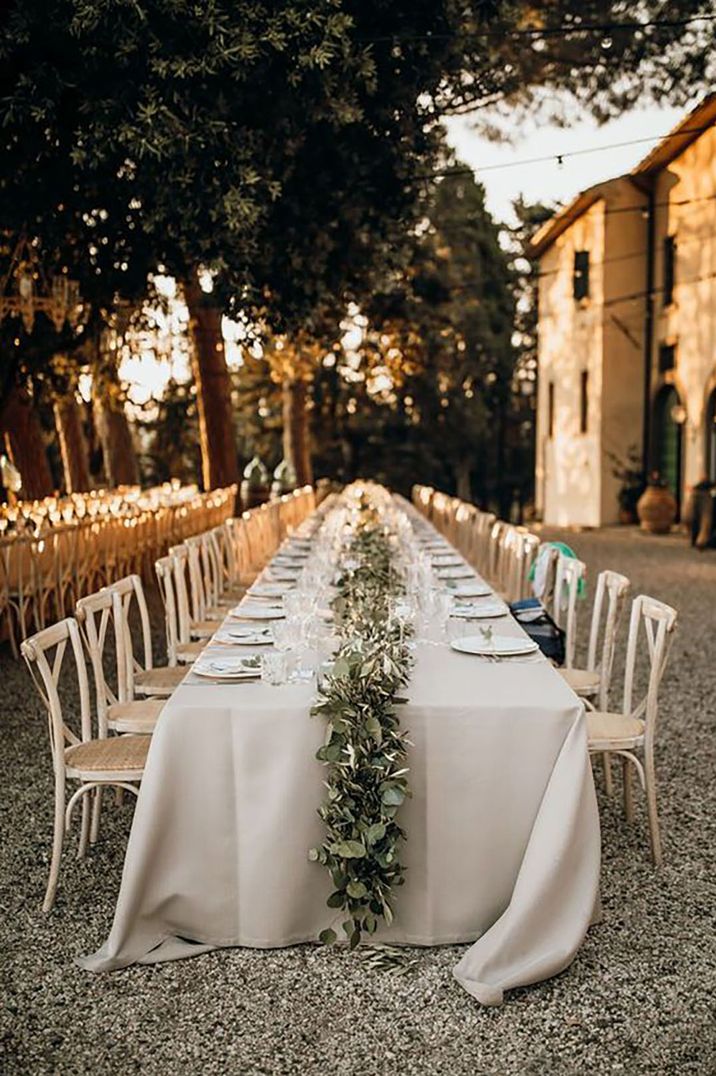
[381, 786, 405, 807]
[334, 839, 366, 858]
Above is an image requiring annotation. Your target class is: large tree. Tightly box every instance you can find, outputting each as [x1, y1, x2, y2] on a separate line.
[1, 1, 713, 492]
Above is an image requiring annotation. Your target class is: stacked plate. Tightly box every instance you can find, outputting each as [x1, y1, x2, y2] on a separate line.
[451, 600, 507, 620]
[213, 626, 274, 646]
[447, 581, 493, 598]
[249, 582, 289, 599]
[192, 655, 263, 680]
[229, 602, 285, 620]
[436, 565, 475, 581]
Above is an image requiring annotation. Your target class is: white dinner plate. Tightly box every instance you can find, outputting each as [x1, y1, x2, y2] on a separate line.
[249, 583, 288, 599]
[436, 566, 476, 580]
[451, 602, 508, 619]
[192, 656, 263, 680]
[450, 634, 539, 657]
[214, 627, 274, 646]
[446, 581, 493, 598]
[228, 604, 285, 620]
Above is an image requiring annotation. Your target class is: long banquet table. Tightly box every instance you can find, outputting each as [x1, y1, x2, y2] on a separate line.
[81, 496, 601, 1005]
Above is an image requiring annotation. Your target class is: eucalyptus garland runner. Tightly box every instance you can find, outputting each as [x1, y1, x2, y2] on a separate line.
[309, 502, 413, 949]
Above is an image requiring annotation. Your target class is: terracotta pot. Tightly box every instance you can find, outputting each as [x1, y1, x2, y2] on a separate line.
[637, 485, 677, 534]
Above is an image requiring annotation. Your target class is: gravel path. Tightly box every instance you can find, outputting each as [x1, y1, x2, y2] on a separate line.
[1, 527, 715, 1075]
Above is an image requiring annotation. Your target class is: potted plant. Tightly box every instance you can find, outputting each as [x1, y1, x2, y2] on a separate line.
[637, 471, 678, 534]
[609, 447, 646, 525]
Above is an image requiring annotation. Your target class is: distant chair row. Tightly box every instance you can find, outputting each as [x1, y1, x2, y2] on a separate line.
[1, 485, 237, 658]
[412, 484, 678, 867]
[21, 485, 316, 912]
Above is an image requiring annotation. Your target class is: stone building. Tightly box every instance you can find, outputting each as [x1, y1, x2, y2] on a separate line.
[532, 95, 716, 526]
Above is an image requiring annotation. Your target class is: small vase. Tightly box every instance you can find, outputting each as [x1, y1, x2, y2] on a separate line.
[637, 485, 677, 534]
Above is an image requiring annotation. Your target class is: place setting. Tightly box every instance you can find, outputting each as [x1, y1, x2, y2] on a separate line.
[212, 624, 275, 646]
[227, 600, 286, 621]
[448, 624, 543, 663]
[186, 653, 264, 684]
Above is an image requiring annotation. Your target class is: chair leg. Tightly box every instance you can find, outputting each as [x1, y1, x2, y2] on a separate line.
[644, 752, 663, 866]
[77, 791, 91, 860]
[623, 758, 634, 822]
[602, 751, 613, 797]
[43, 773, 66, 913]
[90, 787, 103, 844]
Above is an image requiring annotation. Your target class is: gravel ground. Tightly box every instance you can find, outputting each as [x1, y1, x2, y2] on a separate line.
[1, 527, 715, 1076]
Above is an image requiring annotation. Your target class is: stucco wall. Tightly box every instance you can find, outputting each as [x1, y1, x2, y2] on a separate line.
[651, 125, 716, 493]
[536, 200, 606, 526]
[601, 181, 647, 521]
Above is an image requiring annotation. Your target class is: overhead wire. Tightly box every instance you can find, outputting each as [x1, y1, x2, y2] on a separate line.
[417, 125, 715, 180]
[355, 13, 716, 45]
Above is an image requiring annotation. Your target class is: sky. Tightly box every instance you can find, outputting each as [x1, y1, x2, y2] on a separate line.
[444, 98, 692, 225]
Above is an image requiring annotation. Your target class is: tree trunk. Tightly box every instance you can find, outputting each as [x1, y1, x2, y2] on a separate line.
[54, 392, 91, 493]
[92, 363, 140, 488]
[1, 384, 54, 499]
[455, 459, 472, 503]
[184, 277, 239, 491]
[282, 378, 313, 487]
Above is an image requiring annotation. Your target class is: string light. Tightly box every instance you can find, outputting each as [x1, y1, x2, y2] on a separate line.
[419, 124, 714, 180]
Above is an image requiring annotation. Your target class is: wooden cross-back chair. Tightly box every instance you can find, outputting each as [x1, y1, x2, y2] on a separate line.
[154, 555, 206, 667]
[553, 554, 587, 669]
[75, 588, 165, 736]
[109, 575, 187, 700]
[586, 594, 677, 865]
[21, 617, 149, 912]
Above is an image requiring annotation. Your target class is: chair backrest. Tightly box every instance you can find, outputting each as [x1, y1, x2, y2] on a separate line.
[585, 569, 630, 709]
[496, 524, 518, 597]
[532, 543, 560, 605]
[211, 524, 234, 591]
[184, 536, 210, 620]
[517, 532, 540, 602]
[621, 595, 677, 741]
[473, 510, 496, 577]
[109, 574, 154, 703]
[202, 529, 226, 607]
[553, 554, 586, 668]
[488, 519, 508, 586]
[168, 545, 194, 642]
[21, 617, 93, 770]
[75, 589, 120, 733]
[223, 517, 252, 584]
[155, 555, 181, 665]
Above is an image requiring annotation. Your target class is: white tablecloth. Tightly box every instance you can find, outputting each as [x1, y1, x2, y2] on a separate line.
[81, 513, 601, 1005]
